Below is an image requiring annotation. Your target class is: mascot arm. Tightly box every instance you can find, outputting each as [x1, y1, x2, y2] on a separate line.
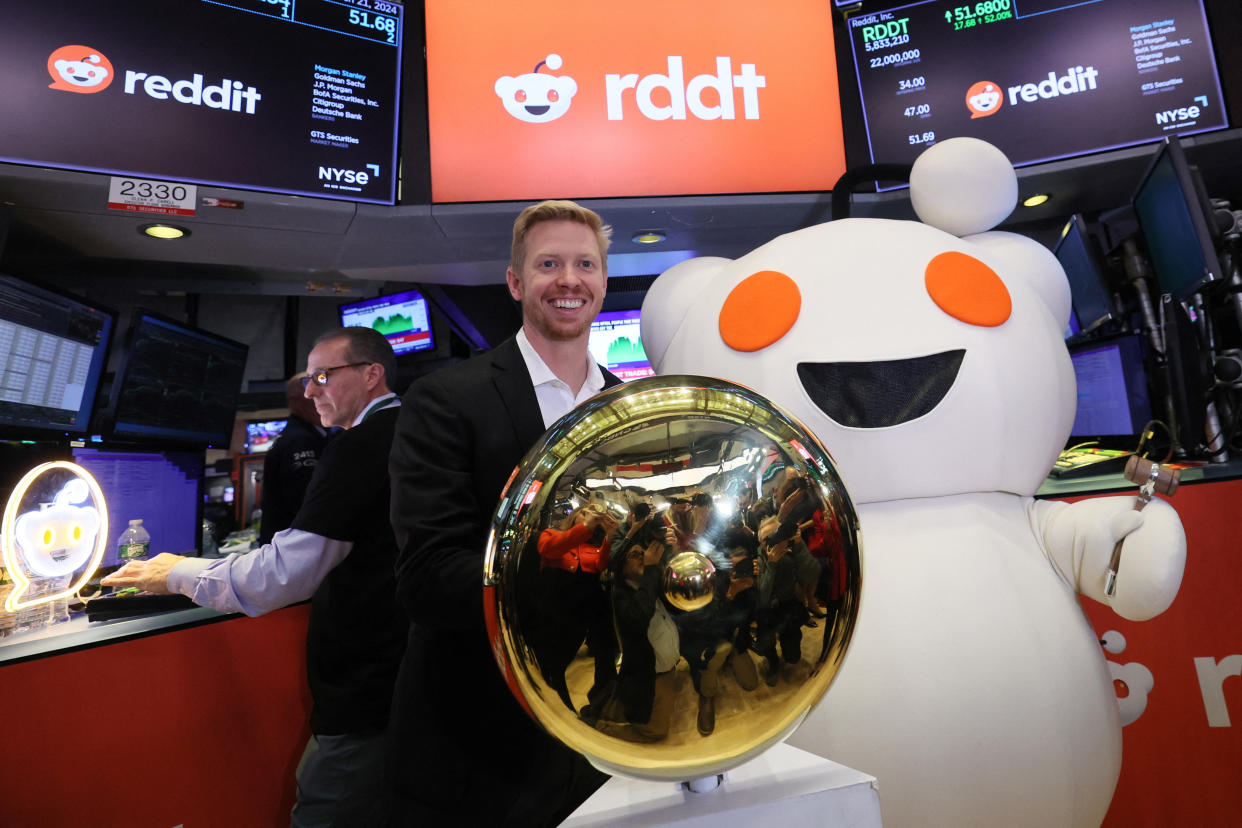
[1030, 496, 1186, 621]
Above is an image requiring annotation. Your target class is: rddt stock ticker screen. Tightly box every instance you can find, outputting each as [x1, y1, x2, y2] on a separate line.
[2, 0, 405, 204]
[846, 0, 1226, 181]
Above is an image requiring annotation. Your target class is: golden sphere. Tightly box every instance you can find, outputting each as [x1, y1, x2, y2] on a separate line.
[663, 551, 717, 611]
[484, 375, 862, 781]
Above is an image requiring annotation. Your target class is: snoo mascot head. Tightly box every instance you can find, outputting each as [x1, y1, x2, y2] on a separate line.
[640, 138, 1186, 828]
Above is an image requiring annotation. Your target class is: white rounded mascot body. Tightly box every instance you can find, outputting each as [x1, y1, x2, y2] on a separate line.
[640, 139, 1186, 827]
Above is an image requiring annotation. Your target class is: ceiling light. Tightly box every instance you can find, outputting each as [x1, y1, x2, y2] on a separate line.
[632, 231, 666, 244]
[139, 223, 189, 239]
[1022, 194, 1050, 208]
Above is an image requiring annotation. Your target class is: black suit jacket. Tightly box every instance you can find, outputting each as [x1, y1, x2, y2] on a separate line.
[387, 336, 620, 826]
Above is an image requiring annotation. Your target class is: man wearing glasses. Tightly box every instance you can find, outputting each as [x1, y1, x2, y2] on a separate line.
[104, 326, 405, 827]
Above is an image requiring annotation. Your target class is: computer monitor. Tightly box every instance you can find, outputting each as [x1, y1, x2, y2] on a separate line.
[70, 445, 204, 566]
[1159, 294, 1209, 456]
[1067, 334, 1154, 448]
[339, 289, 436, 357]
[1132, 136, 1225, 300]
[1064, 311, 1081, 342]
[842, 0, 1228, 185]
[244, 419, 288, 455]
[2, 0, 407, 204]
[588, 309, 655, 381]
[0, 274, 115, 437]
[109, 310, 249, 446]
[1054, 215, 1116, 336]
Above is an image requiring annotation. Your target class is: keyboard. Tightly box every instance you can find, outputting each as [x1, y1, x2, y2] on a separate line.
[84, 592, 198, 621]
[1049, 449, 1134, 479]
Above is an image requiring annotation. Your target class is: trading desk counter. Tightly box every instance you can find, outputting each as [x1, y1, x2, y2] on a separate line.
[0, 601, 223, 666]
[1037, 458, 1242, 827]
[0, 598, 312, 826]
[1037, 455, 1242, 498]
[2, 457, 1239, 828]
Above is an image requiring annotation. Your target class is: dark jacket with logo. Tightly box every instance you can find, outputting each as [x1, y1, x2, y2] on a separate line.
[258, 414, 329, 545]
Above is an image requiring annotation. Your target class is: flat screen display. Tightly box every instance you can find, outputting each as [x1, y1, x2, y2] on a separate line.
[0, 0, 405, 204]
[588, 310, 655, 382]
[845, 0, 1227, 181]
[339, 289, 435, 356]
[1054, 214, 1115, 335]
[424, 0, 845, 201]
[1068, 334, 1153, 439]
[1064, 308, 1082, 341]
[245, 419, 288, 454]
[71, 446, 203, 566]
[0, 274, 114, 436]
[1132, 136, 1224, 299]
[110, 311, 249, 446]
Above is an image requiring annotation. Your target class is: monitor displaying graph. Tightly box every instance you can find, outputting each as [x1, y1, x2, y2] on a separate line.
[588, 309, 654, 381]
[338, 289, 435, 356]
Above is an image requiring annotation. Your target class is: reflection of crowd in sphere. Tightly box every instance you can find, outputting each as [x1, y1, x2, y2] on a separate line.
[528, 463, 850, 744]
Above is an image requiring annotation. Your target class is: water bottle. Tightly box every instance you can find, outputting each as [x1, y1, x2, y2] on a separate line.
[117, 519, 151, 565]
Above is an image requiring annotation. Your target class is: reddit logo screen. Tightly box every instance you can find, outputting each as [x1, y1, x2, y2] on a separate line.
[495, 54, 577, 123]
[965, 81, 1001, 119]
[48, 45, 113, 93]
[426, 0, 845, 202]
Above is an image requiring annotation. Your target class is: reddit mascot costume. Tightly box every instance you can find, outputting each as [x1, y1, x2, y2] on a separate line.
[639, 138, 1185, 827]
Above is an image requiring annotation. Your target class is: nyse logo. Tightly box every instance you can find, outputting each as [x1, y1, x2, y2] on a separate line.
[606, 57, 766, 121]
[318, 164, 379, 186]
[1156, 104, 1201, 126]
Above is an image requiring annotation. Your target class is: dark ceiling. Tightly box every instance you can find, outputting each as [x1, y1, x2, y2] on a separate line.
[2, 127, 1240, 305]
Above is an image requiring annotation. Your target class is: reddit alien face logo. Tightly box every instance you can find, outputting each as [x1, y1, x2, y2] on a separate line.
[966, 80, 1002, 119]
[494, 53, 577, 123]
[48, 45, 114, 93]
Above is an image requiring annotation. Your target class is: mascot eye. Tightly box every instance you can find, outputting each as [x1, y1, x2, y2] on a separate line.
[924, 251, 1011, 327]
[547, 89, 559, 102]
[41, 527, 54, 547]
[72, 525, 83, 542]
[515, 89, 527, 103]
[718, 270, 801, 352]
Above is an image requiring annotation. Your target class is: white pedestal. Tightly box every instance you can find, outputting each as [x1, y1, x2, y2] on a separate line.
[561, 743, 881, 827]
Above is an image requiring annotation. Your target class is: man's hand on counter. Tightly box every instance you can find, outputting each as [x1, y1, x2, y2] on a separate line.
[100, 553, 187, 595]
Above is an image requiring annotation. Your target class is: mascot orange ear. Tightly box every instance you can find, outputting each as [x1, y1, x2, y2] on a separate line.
[719, 270, 802, 352]
[925, 251, 1011, 327]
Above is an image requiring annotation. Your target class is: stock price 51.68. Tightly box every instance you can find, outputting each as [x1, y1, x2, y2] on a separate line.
[347, 8, 398, 43]
[945, 0, 1013, 29]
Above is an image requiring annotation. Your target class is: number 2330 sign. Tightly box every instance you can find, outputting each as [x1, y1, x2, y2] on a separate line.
[107, 176, 197, 216]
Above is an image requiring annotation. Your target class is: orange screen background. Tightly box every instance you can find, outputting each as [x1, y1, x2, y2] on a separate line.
[425, 0, 845, 202]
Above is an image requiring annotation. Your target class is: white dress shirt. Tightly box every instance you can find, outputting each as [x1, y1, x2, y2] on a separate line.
[515, 327, 606, 428]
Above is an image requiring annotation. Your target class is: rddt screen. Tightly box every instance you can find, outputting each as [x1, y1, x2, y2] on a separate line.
[1, 0, 405, 203]
[845, 0, 1226, 182]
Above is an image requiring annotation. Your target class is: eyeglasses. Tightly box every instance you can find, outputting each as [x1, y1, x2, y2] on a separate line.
[301, 362, 371, 389]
